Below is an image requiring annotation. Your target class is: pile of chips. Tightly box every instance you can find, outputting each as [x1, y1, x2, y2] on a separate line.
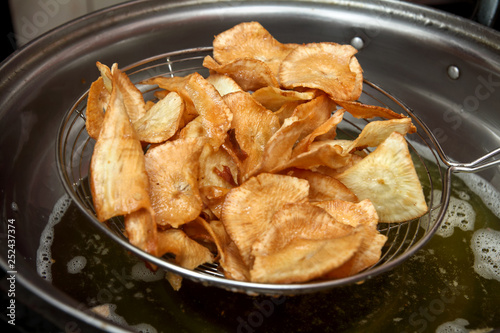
[85, 22, 428, 289]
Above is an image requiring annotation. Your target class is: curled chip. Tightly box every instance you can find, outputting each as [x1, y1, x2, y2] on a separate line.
[251, 227, 364, 284]
[203, 55, 279, 91]
[286, 169, 358, 203]
[223, 91, 280, 181]
[251, 86, 317, 111]
[279, 42, 363, 101]
[85, 76, 109, 140]
[185, 72, 233, 150]
[90, 67, 152, 222]
[133, 91, 184, 143]
[206, 73, 243, 96]
[145, 138, 205, 228]
[336, 132, 428, 223]
[212, 21, 295, 78]
[221, 173, 309, 267]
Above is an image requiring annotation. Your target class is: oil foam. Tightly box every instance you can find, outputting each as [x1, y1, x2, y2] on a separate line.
[36, 194, 72, 282]
[470, 228, 500, 282]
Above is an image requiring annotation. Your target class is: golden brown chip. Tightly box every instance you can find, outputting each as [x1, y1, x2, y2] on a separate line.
[144, 138, 205, 228]
[142, 74, 198, 125]
[336, 132, 428, 223]
[203, 55, 279, 91]
[124, 208, 158, 256]
[185, 72, 233, 150]
[281, 141, 353, 172]
[325, 225, 387, 279]
[257, 95, 334, 174]
[212, 21, 295, 78]
[157, 228, 214, 290]
[286, 169, 358, 202]
[250, 228, 363, 283]
[96, 61, 112, 92]
[335, 100, 408, 121]
[206, 73, 243, 96]
[251, 202, 354, 257]
[313, 199, 379, 228]
[199, 186, 230, 220]
[90, 69, 152, 222]
[293, 108, 345, 156]
[251, 86, 316, 112]
[133, 91, 184, 143]
[86, 76, 109, 140]
[221, 173, 309, 267]
[178, 116, 206, 139]
[201, 219, 250, 281]
[199, 143, 239, 189]
[279, 42, 363, 101]
[342, 118, 416, 154]
[223, 91, 280, 180]
[274, 100, 303, 125]
[112, 66, 147, 123]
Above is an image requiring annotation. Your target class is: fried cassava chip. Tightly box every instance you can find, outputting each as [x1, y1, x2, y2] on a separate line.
[221, 173, 309, 267]
[279, 42, 363, 101]
[90, 68, 152, 222]
[145, 138, 205, 228]
[336, 132, 428, 222]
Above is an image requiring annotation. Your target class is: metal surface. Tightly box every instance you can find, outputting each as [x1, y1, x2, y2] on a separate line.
[1, 0, 500, 329]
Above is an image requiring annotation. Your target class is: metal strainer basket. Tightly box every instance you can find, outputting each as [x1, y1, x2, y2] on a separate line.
[56, 47, 500, 295]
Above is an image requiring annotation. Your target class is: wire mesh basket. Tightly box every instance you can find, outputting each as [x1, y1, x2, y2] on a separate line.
[57, 47, 474, 295]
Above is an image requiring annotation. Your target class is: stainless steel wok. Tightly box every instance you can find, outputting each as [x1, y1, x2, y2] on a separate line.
[1, 0, 500, 331]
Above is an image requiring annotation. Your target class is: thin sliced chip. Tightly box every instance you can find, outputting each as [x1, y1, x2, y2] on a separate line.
[293, 108, 345, 156]
[124, 208, 158, 256]
[133, 91, 184, 143]
[86, 76, 109, 140]
[199, 144, 239, 189]
[342, 118, 415, 155]
[313, 199, 379, 228]
[178, 116, 206, 139]
[112, 66, 147, 123]
[223, 91, 280, 180]
[221, 173, 309, 267]
[142, 74, 198, 125]
[203, 55, 279, 91]
[250, 228, 363, 283]
[201, 219, 250, 281]
[279, 42, 363, 101]
[336, 132, 428, 223]
[145, 138, 205, 228]
[206, 73, 243, 96]
[258, 95, 334, 174]
[274, 100, 303, 126]
[90, 69, 151, 222]
[252, 202, 354, 257]
[157, 228, 214, 290]
[286, 169, 358, 202]
[280, 141, 353, 172]
[96, 61, 112, 92]
[212, 21, 295, 78]
[199, 186, 230, 220]
[252, 86, 316, 112]
[335, 100, 408, 121]
[325, 225, 387, 278]
[185, 72, 233, 150]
